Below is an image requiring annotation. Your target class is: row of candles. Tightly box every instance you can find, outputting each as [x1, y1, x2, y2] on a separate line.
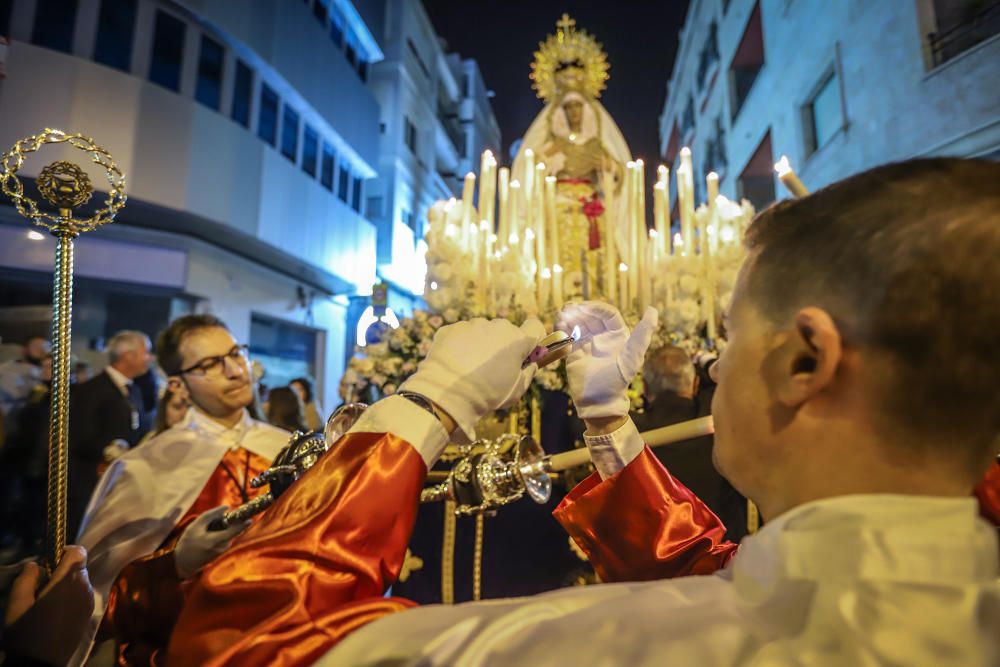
[442, 146, 808, 330]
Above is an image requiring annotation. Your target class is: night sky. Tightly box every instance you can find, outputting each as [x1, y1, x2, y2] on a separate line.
[424, 0, 690, 172]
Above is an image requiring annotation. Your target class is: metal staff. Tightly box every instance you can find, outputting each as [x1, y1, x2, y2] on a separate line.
[0, 129, 126, 569]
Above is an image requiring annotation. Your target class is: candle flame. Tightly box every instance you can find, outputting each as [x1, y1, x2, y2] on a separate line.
[657, 165, 668, 178]
[540, 267, 552, 279]
[619, 262, 629, 272]
[673, 232, 683, 246]
[27, 230, 45, 241]
[635, 158, 644, 167]
[483, 149, 493, 159]
[720, 226, 737, 243]
[680, 146, 692, 158]
[466, 171, 476, 180]
[626, 160, 636, 169]
[510, 180, 521, 188]
[536, 163, 546, 171]
[653, 181, 665, 190]
[509, 232, 520, 244]
[649, 228, 659, 238]
[524, 228, 535, 241]
[571, 325, 582, 341]
[488, 234, 498, 244]
[430, 281, 438, 290]
[444, 224, 457, 238]
[480, 220, 490, 231]
[774, 155, 792, 176]
[553, 263, 563, 273]
[707, 171, 719, 181]
[525, 148, 534, 157]
[545, 176, 557, 183]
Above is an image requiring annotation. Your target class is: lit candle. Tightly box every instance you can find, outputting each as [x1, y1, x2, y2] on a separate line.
[461, 172, 476, 252]
[581, 249, 590, 300]
[653, 181, 667, 262]
[678, 148, 695, 257]
[539, 266, 551, 311]
[774, 155, 810, 198]
[523, 149, 535, 241]
[509, 179, 522, 241]
[635, 159, 647, 309]
[545, 176, 559, 270]
[535, 163, 547, 275]
[656, 165, 669, 258]
[497, 167, 511, 248]
[626, 162, 638, 308]
[618, 262, 628, 312]
[552, 263, 564, 308]
[478, 151, 496, 236]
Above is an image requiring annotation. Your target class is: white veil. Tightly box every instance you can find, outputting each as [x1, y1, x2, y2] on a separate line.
[513, 93, 633, 261]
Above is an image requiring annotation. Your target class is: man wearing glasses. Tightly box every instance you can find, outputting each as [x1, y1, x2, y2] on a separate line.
[71, 314, 289, 666]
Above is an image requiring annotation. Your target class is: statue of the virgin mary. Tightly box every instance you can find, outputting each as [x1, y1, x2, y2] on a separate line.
[513, 15, 632, 299]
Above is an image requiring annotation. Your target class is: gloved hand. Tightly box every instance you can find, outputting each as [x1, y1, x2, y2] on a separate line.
[102, 438, 130, 462]
[174, 506, 249, 579]
[556, 302, 658, 419]
[400, 317, 546, 443]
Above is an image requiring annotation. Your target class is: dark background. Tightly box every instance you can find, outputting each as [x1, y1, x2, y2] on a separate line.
[425, 0, 690, 174]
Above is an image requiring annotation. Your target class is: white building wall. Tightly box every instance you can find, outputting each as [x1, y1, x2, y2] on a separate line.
[660, 0, 1000, 203]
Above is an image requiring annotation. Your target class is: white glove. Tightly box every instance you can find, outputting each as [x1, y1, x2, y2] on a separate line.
[400, 317, 545, 443]
[174, 506, 248, 579]
[557, 302, 658, 419]
[102, 439, 129, 462]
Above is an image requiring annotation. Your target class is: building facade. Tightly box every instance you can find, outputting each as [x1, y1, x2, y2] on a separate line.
[0, 0, 391, 405]
[658, 0, 1000, 215]
[366, 0, 500, 303]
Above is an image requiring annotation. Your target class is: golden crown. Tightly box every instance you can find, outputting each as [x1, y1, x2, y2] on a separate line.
[530, 14, 610, 103]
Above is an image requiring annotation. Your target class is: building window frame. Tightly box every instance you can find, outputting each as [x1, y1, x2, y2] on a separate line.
[148, 9, 186, 92]
[31, 0, 77, 54]
[257, 83, 279, 146]
[93, 0, 137, 72]
[195, 33, 225, 111]
[281, 105, 300, 163]
[337, 165, 350, 203]
[799, 52, 847, 159]
[728, 1, 766, 121]
[404, 116, 418, 154]
[302, 125, 319, 178]
[231, 59, 254, 128]
[320, 143, 336, 191]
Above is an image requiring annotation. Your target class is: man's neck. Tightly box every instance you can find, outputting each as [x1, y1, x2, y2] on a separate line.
[109, 362, 133, 380]
[194, 405, 246, 429]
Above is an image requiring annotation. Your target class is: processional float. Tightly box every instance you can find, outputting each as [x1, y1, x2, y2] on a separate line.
[1, 129, 126, 571]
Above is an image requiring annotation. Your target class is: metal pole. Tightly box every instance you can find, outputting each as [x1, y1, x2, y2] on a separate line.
[45, 225, 76, 570]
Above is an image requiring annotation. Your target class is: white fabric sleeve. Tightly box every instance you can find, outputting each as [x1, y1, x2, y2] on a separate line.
[346, 395, 450, 469]
[584, 417, 645, 480]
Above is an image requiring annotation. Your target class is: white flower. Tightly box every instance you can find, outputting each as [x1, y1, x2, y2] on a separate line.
[442, 308, 459, 323]
[417, 339, 432, 357]
[383, 383, 397, 395]
[428, 315, 444, 329]
[678, 275, 699, 296]
[401, 360, 417, 374]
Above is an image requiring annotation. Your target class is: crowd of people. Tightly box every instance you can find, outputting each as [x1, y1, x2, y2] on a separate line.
[0, 158, 998, 666]
[0, 331, 324, 565]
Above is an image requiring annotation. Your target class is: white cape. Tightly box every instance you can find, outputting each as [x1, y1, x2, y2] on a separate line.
[71, 408, 288, 666]
[321, 494, 1000, 666]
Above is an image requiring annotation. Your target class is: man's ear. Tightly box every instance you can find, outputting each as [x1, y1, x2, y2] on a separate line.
[770, 307, 843, 407]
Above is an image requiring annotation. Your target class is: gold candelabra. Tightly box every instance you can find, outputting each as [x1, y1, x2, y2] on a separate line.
[1, 129, 126, 570]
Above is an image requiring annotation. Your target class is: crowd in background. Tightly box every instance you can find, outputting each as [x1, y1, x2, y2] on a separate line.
[0, 330, 324, 564]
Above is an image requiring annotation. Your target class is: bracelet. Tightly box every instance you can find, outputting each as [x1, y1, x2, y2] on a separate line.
[397, 391, 444, 424]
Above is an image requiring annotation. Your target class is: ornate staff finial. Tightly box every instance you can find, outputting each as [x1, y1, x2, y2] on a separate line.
[0, 128, 126, 570]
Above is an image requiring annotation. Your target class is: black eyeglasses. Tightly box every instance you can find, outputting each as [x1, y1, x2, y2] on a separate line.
[179, 344, 250, 377]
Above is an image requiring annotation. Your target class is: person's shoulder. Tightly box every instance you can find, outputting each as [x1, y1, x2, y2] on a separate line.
[250, 419, 294, 440]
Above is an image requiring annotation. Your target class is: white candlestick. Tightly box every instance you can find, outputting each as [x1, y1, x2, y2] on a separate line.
[497, 167, 510, 248]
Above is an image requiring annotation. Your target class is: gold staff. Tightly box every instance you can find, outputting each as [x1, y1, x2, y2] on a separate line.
[0, 129, 126, 570]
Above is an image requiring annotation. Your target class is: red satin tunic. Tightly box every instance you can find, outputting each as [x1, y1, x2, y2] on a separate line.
[166, 438, 1000, 667]
[102, 447, 273, 667]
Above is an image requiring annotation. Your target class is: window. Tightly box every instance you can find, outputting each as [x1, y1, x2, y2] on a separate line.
[680, 96, 696, 137]
[31, 0, 77, 53]
[928, 0, 1000, 66]
[231, 60, 253, 127]
[404, 117, 417, 153]
[357, 59, 368, 82]
[338, 166, 350, 202]
[328, 13, 344, 47]
[696, 22, 720, 91]
[195, 35, 224, 110]
[312, 0, 328, 26]
[401, 208, 414, 229]
[705, 115, 728, 175]
[736, 131, 775, 211]
[0, 0, 13, 38]
[281, 106, 300, 162]
[149, 10, 186, 92]
[258, 83, 279, 145]
[729, 2, 765, 119]
[302, 126, 319, 177]
[351, 177, 363, 212]
[803, 70, 843, 155]
[93, 0, 137, 72]
[320, 144, 335, 191]
[407, 39, 431, 79]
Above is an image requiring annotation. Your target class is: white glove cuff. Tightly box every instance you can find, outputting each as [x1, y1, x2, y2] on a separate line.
[398, 374, 479, 445]
[584, 417, 645, 480]
[574, 396, 631, 420]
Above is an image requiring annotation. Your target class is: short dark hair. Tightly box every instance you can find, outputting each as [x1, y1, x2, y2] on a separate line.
[156, 314, 228, 376]
[744, 158, 1000, 465]
[290, 377, 314, 404]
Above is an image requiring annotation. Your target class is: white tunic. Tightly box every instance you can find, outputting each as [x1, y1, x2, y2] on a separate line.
[323, 492, 1000, 666]
[71, 408, 288, 666]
